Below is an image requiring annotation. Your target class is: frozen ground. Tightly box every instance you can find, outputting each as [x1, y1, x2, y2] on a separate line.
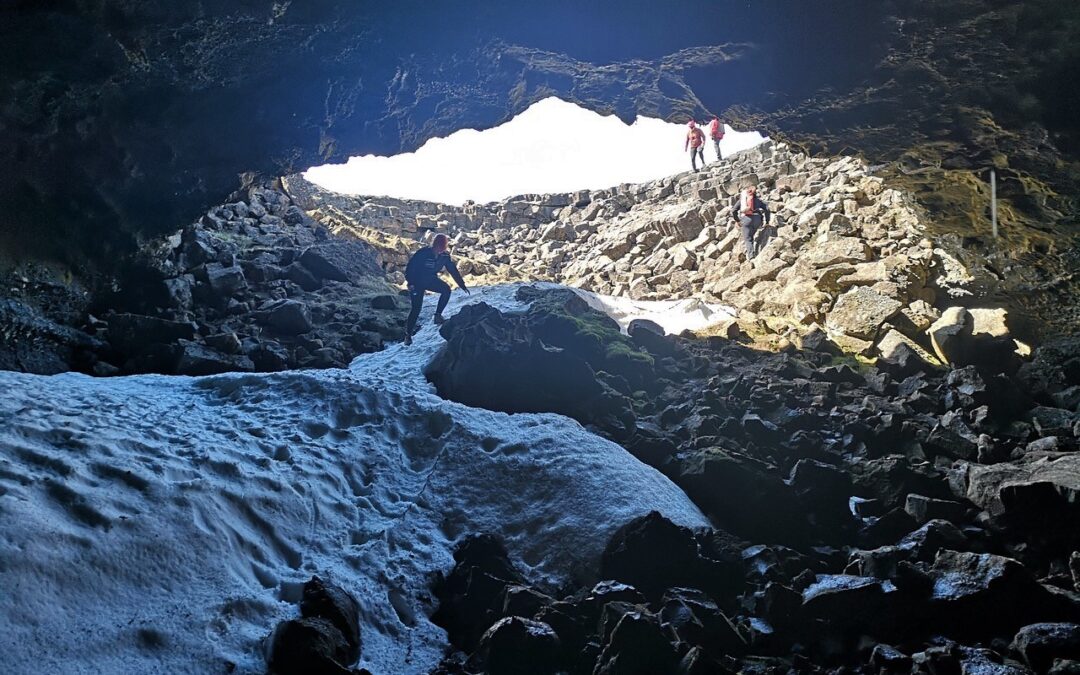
[573, 289, 736, 335]
[0, 284, 710, 675]
[305, 96, 768, 205]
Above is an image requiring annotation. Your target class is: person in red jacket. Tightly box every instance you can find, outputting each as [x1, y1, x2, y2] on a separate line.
[708, 117, 725, 162]
[685, 120, 705, 171]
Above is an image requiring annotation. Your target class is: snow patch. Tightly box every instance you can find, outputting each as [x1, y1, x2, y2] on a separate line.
[572, 288, 736, 335]
[0, 283, 707, 674]
[305, 96, 768, 205]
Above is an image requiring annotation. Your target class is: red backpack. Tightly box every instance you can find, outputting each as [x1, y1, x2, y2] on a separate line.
[709, 118, 723, 139]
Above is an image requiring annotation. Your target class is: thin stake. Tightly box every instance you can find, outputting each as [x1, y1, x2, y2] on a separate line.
[991, 168, 998, 239]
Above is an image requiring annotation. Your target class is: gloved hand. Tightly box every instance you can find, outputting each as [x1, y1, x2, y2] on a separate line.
[462, 287, 471, 295]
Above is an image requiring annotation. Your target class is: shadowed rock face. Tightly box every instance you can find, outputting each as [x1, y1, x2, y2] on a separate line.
[6, 0, 1072, 267]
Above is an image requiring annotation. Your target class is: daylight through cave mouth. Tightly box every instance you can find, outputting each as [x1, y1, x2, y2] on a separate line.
[304, 97, 768, 205]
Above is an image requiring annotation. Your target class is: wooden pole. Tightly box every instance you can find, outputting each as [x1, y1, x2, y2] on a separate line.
[991, 168, 998, 239]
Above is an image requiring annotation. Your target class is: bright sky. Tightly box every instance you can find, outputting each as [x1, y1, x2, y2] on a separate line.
[304, 96, 767, 205]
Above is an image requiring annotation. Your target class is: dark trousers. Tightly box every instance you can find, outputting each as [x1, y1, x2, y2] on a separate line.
[690, 146, 704, 171]
[712, 138, 722, 162]
[739, 214, 763, 259]
[406, 278, 451, 335]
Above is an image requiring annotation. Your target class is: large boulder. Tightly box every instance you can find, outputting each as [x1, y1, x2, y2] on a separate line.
[425, 290, 648, 439]
[258, 300, 313, 335]
[826, 286, 903, 341]
[106, 313, 197, 354]
[467, 617, 562, 675]
[174, 340, 254, 376]
[600, 511, 742, 600]
[928, 307, 974, 365]
[670, 448, 806, 545]
[1012, 623, 1080, 674]
[925, 550, 1079, 638]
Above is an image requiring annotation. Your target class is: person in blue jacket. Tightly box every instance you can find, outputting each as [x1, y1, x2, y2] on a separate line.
[403, 233, 469, 345]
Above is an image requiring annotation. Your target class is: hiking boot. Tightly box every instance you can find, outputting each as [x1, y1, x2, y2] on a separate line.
[433, 313, 445, 325]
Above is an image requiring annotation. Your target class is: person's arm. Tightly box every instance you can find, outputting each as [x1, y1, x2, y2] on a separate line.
[446, 256, 468, 291]
[759, 199, 771, 224]
[404, 251, 419, 287]
[684, 133, 690, 152]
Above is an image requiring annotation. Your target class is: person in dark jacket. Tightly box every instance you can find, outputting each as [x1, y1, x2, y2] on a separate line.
[729, 185, 771, 261]
[403, 233, 469, 345]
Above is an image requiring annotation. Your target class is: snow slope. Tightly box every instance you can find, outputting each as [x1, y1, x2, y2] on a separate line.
[304, 96, 768, 205]
[0, 284, 708, 675]
[573, 290, 736, 335]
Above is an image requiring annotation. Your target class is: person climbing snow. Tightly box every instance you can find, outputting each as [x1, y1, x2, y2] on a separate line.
[730, 185, 771, 261]
[403, 233, 469, 346]
[685, 120, 705, 171]
[708, 116, 724, 162]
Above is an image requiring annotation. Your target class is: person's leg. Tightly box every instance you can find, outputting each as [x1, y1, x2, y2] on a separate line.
[739, 215, 755, 260]
[748, 215, 762, 258]
[691, 148, 698, 171]
[713, 139, 721, 162]
[405, 286, 424, 342]
[432, 279, 452, 321]
[698, 148, 705, 169]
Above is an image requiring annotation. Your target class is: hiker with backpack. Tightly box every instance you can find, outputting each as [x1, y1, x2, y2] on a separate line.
[403, 233, 469, 346]
[685, 120, 706, 171]
[708, 117, 724, 162]
[729, 185, 771, 261]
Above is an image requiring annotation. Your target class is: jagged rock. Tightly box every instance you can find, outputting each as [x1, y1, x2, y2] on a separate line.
[250, 341, 291, 372]
[425, 295, 640, 438]
[971, 308, 1011, 339]
[788, 458, 855, 532]
[594, 607, 679, 675]
[803, 237, 873, 268]
[928, 307, 974, 365]
[161, 275, 194, 309]
[258, 300, 313, 335]
[205, 332, 241, 354]
[870, 644, 912, 672]
[174, 340, 253, 376]
[659, 587, 745, 656]
[300, 245, 351, 282]
[904, 494, 967, 525]
[877, 329, 943, 377]
[1031, 406, 1078, 438]
[467, 616, 561, 675]
[205, 263, 247, 296]
[286, 263, 323, 292]
[826, 286, 903, 341]
[106, 313, 197, 354]
[299, 577, 362, 666]
[800, 575, 898, 634]
[672, 449, 805, 544]
[432, 535, 524, 652]
[1012, 623, 1080, 674]
[600, 511, 740, 600]
[266, 617, 355, 675]
[926, 550, 1078, 637]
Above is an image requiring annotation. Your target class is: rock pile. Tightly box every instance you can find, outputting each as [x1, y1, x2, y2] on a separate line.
[426, 287, 1080, 673]
[82, 185, 408, 375]
[287, 141, 1007, 364]
[266, 576, 369, 675]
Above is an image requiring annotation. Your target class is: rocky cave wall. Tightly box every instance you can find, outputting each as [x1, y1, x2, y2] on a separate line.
[4, 0, 1079, 277]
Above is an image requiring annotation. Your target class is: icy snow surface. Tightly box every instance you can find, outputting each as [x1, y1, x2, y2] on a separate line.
[0, 284, 708, 675]
[573, 290, 736, 336]
[305, 96, 768, 205]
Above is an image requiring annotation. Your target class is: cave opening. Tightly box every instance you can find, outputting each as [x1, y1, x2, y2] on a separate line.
[303, 97, 768, 206]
